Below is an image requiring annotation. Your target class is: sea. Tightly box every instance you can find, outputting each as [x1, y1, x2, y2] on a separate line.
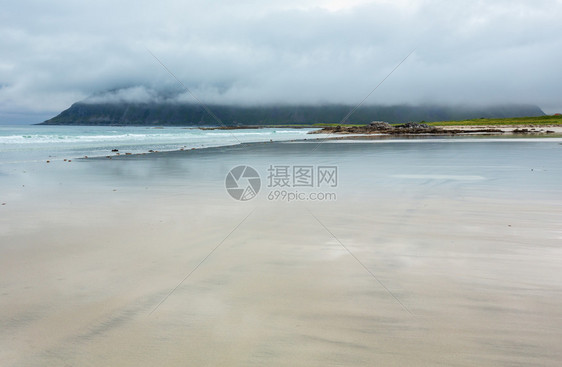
[0, 125, 324, 164]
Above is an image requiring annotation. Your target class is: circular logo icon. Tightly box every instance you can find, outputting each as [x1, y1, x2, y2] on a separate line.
[225, 165, 261, 201]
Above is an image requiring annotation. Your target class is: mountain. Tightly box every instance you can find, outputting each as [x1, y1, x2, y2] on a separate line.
[40, 102, 545, 126]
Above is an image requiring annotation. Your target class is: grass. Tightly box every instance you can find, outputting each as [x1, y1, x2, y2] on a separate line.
[311, 123, 365, 127]
[427, 115, 562, 126]
[240, 115, 562, 128]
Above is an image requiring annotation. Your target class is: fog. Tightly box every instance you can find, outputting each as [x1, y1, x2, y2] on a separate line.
[1, 0, 561, 123]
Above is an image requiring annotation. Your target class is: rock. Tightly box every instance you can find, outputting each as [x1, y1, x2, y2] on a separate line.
[395, 122, 430, 130]
[369, 121, 392, 130]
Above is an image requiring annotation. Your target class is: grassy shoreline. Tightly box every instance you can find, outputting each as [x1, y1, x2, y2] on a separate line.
[269, 115, 562, 128]
[426, 115, 562, 126]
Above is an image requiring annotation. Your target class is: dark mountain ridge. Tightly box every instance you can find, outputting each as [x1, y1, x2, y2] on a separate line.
[40, 102, 545, 126]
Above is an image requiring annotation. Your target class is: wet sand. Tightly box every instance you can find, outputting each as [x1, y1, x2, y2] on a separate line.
[1, 140, 562, 366]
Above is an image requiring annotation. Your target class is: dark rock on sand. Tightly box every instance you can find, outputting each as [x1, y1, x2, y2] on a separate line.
[309, 122, 506, 136]
[395, 122, 431, 130]
[310, 121, 443, 135]
[369, 121, 392, 129]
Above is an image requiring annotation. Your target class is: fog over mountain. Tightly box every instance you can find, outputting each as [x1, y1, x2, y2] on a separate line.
[41, 87, 545, 126]
[2, 0, 562, 123]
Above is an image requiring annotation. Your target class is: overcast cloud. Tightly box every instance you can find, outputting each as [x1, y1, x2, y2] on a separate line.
[1, 0, 561, 123]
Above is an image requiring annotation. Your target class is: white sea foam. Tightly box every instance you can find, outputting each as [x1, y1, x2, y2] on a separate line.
[0, 126, 322, 163]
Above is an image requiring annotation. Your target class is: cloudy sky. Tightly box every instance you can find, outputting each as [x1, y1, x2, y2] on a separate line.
[1, 0, 561, 123]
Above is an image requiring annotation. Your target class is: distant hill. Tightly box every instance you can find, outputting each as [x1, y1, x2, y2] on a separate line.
[40, 102, 545, 126]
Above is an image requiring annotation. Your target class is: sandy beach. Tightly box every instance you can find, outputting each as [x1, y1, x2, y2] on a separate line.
[1, 139, 562, 366]
[441, 124, 562, 134]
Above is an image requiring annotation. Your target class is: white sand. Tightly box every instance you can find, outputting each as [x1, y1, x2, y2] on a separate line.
[2, 189, 561, 366]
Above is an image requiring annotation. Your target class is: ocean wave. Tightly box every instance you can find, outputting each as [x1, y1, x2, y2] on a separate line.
[0, 127, 318, 162]
[0, 133, 204, 144]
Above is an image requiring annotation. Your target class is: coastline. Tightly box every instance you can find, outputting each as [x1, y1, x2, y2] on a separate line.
[309, 123, 562, 137]
[442, 124, 562, 134]
[5, 119, 560, 165]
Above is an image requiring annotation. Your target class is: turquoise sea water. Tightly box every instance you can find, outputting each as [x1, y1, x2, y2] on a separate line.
[0, 125, 322, 163]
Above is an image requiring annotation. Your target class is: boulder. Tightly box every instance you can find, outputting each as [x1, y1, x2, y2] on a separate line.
[395, 122, 431, 130]
[369, 121, 392, 130]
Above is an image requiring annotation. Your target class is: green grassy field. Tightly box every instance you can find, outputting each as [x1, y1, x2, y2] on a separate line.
[427, 115, 562, 126]
[255, 115, 562, 128]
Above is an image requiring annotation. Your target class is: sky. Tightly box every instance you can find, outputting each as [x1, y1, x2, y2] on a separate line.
[1, 0, 561, 124]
